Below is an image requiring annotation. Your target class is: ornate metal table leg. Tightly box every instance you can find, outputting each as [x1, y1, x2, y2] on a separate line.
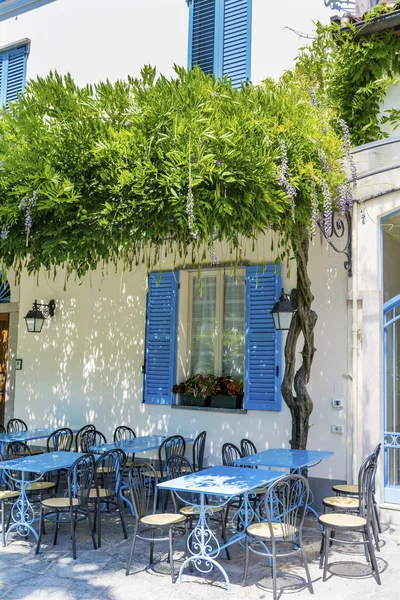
[6, 471, 39, 543]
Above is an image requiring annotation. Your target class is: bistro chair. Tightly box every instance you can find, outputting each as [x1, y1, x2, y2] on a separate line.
[125, 461, 187, 582]
[0, 452, 20, 546]
[156, 435, 186, 510]
[80, 429, 107, 453]
[222, 442, 242, 466]
[113, 425, 136, 465]
[192, 430, 206, 471]
[6, 418, 27, 432]
[243, 474, 313, 600]
[46, 428, 74, 491]
[89, 448, 127, 548]
[35, 453, 97, 560]
[240, 438, 258, 457]
[319, 461, 381, 585]
[74, 424, 96, 452]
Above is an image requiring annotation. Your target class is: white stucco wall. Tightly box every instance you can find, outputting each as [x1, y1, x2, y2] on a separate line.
[10, 235, 348, 481]
[0, 0, 332, 85]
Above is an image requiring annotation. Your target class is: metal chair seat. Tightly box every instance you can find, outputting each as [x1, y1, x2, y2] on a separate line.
[141, 513, 186, 526]
[41, 496, 79, 508]
[0, 489, 19, 500]
[332, 483, 358, 495]
[89, 488, 109, 499]
[247, 521, 298, 539]
[26, 481, 56, 491]
[322, 496, 359, 509]
[319, 512, 366, 529]
[180, 504, 223, 516]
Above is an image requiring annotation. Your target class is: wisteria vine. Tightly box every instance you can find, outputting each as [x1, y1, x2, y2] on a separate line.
[279, 141, 297, 222]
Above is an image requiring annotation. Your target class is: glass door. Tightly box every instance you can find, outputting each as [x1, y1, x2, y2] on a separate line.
[384, 296, 400, 503]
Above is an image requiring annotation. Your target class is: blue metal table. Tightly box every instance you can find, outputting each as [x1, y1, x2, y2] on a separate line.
[89, 434, 194, 454]
[234, 448, 334, 518]
[0, 451, 84, 545]
[158, 465, 283, 592]
[0, 427, 79, 456]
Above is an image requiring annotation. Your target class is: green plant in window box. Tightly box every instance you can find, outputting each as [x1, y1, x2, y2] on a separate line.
[209, 376, 244, 410]
[172, 374, 215, 407]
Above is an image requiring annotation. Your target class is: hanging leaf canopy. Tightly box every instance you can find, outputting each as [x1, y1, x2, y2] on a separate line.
[0, 65, 347, 278]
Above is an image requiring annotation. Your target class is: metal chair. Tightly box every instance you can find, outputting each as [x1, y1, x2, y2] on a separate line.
[35, 453, 97, 559]
[0, 452, 19, 546]
[80, 429, 107, 453]
[157, 435, 186, 479]
[243, 474, 313, 599]
[192, 431, 206, 471]
[74, 424, 96, 452]
[319, 461, 381, 585]
[90, 448, 127, 548]
[113, 425, 136, 465]
[125, 461, 187, 582]
[46, 427, 74, 452]
[240, 438, 257, 457]
[222, 442, 242, 466]
[6, 418, 27, 433]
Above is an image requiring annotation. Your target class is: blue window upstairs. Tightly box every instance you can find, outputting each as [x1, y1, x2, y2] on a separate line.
[0, 41, 30, 108]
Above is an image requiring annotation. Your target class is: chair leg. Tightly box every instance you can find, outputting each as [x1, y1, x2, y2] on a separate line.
[242, 534, 250, 586]
[87, 507, 97, 551]
[1, 502, 5, 547]
[221, 511, 231, 561]
[373, 495, 382, 534]
[169, 527, 175, 583]
[366, 526, 381, 585]
[299, 536, 314, 595]
[319, 529, 326, 569]
[36, 505, 44, 555]
[70, 508, 77, 559]
[53, 510, 60, 546]
[125, 521, 139, 576]
[149, 528, 155, 564]
[370, 507, 380, 549]
[185, 520, 193, 574]
[271, 554, 278, 600]
[118, 498, 127, 540]
[323, 528, 330, 582]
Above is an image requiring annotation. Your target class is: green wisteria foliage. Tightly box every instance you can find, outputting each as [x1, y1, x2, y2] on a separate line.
[0, 66, 346, 278]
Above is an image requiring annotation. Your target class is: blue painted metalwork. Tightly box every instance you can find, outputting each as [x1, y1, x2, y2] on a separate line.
[0, 426, 78, 456]
[233, 448, 334, 470]
[324, 0, 355, 11]
[0, 0, 55, 21]
[244, 265, 282, 411]
[383, 293, 400, 503]
[143, 271, 179, 405]
[89, 434, 194, 454]
[0, 43, 29, 108]
[0, 278, 10, 303]
[159, 465, 283, 591]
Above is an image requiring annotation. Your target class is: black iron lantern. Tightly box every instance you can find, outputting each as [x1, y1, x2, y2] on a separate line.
[271, 289, 298, 331]
[24, 300, 55, 333]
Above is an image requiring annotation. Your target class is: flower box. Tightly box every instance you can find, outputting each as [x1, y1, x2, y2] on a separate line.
[209, 395, 243, 409]
[179, 394, 210, 407]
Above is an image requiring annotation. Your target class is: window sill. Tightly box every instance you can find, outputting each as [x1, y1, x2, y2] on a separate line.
[171, 404, 247, 415]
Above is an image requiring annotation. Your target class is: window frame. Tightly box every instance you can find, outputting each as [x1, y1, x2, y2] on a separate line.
[0, 0, 55, 21]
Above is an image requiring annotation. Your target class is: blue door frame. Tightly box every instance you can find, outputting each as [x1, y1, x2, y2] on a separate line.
[384, 293, 400, 504]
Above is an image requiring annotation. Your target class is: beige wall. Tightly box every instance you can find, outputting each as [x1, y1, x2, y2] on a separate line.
[9, 233, 348, 480]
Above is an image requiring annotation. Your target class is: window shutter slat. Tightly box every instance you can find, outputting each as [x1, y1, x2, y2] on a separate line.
[143, 272, 179, 405]
[222, 0, 251, 87]
[189, 0, 216, 74]
[244, 265, 282, 411]
[5, 46, 27, 107]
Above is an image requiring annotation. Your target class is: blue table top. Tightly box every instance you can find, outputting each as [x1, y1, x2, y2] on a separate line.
[233, 448, 334, 469]
[90, 435, 194, 454]
[0, 427, 78, 444]
[158, 466, 284, 496]
[0, 451, 85, 473]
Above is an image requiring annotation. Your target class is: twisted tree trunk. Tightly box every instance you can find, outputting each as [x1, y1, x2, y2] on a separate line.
[281, 223, 317, 450]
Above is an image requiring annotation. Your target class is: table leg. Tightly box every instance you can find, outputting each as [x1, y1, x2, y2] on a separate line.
[6, 471, 39, 543]
[177, 493, 232, 593]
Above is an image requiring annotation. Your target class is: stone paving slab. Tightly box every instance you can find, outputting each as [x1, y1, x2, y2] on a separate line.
[0, 510, 398, 600]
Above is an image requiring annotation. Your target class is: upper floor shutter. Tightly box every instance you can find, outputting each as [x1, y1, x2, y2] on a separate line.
[143, 272, 179, 405]
[222, 0, 251, 87]
[244, 265, 282, 411]
[188, 0, 216, 74]
[0, 44, 29, 108]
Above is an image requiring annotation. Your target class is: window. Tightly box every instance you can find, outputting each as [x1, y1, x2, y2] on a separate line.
[0, 41, 30, 108]
[187, 0, 252, 88]
[143, 265, 282, 411]
[0, 1, 55, 21]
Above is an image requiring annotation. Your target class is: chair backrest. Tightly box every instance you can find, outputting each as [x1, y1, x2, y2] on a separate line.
[240, 438, 257, 457]
[158, 435, 186, 477]
[113, 426, 136, 442]
[128, 461, 158, 519]
[67, 453, 95, 508]
[46, 427, 73, 452]
[95, 448, 126, 497]
[222, 442, 242, 466]
[80, 429, 107, 453]
[166, 455, 194, 511]
[192, 431, 206, 471]
[0, 424, 5, 434]
[358, 460, 377, 520]
[7, 418, 27, 433]
[75, 424, 96, 452]
[5, 440, 31, 460]
[263, 474, 309, 542]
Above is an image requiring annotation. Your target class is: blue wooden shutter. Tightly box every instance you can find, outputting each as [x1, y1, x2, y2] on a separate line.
[244, 265, 282, 411]
[188, 0, 216, 75]
[143, 271, 179, 405]
[222, 0, 251, 87]
[0, 44, 28, 108]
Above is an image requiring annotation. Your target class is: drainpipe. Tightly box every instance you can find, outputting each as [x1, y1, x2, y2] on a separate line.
[351, 200, 360, 483]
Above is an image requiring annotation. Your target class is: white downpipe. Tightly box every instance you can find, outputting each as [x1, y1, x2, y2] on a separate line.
[351, 201, 360, 483]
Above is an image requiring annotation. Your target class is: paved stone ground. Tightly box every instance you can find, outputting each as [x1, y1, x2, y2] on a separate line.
[0, 507, 397, 600]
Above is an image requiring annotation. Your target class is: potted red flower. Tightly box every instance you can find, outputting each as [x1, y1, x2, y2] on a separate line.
[172, 374, 215, 407]
[209, 376, 244, 409]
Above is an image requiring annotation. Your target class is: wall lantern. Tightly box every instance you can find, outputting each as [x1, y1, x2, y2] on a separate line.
[271, 289, 298, 331]
[24, 299, 55, 333]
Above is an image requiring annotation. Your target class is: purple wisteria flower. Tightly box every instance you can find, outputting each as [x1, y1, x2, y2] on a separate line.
[337, 185, 347, 216]
[186, 181, 197, 240]
[309, 88, 318, 108]
[18, 191, 38, 246]
[279, 141, 297, 222]
[0, 224, 9, 240]
[321, 179, 332, 240]
[318, 148, 331, 173]
[208, 243, 219, 264]
[125, 121, 132, 127]
[310, 180, 319, 240]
